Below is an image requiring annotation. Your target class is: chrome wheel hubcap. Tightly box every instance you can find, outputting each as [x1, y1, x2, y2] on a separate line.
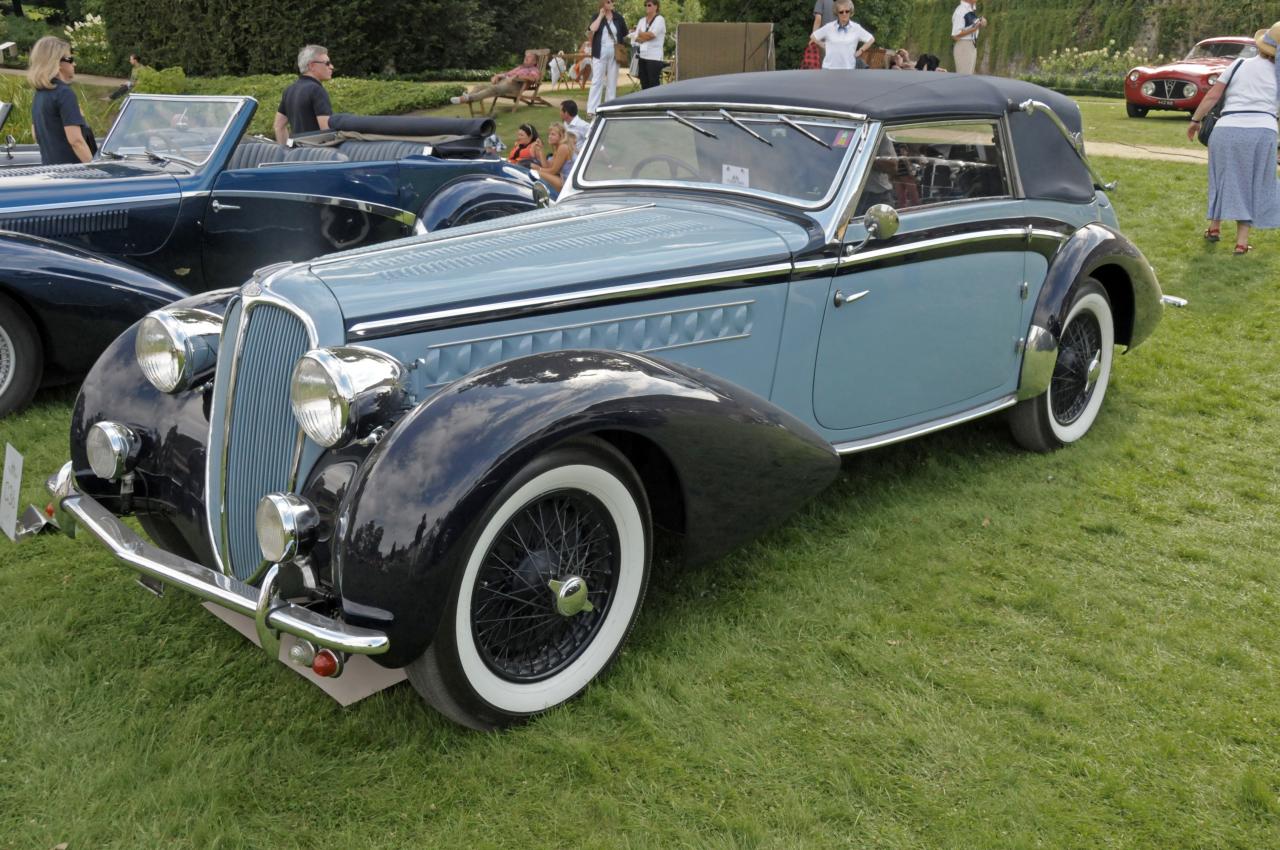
[550, 576, 594, 617]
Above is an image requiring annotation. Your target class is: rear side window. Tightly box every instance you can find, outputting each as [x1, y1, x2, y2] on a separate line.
[855, 121, 1010, 215]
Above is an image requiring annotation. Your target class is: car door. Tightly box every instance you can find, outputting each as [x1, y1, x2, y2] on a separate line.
[202, 156, 412, 289]
[812, 120, 1028, 433]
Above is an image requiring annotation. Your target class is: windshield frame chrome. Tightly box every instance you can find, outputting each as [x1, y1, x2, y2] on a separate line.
[100, 93, 254, 170]
[573, 105, 869, 211]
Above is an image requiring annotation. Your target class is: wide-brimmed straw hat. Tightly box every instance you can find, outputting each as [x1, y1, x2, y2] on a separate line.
[1254, 23, 1280, 58]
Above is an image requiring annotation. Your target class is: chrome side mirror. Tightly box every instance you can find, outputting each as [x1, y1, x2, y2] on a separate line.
[531, 179, 551, 209]
[3, 134, 14, 155]
[863, 204, 899, 241]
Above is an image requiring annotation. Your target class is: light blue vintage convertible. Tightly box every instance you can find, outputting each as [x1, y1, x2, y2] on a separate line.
[49, 71, 1168, 729]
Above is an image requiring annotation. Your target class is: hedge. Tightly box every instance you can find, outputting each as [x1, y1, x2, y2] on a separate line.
[101, 0, 594, 77]
[134, 67, 464, 136]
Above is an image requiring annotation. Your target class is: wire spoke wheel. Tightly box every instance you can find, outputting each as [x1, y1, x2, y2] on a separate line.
[1009, 279, 1113, 452]
[408, 439, 650, 730]
[1050, 308, 1102, 425]
[471, 489, 620, 682]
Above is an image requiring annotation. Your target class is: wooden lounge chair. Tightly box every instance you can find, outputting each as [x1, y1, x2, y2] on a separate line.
[469, 49, 552, 116]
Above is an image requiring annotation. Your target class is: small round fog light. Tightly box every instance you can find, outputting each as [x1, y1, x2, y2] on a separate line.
[86, 422, 140, 481]
[255, 493, 319, 563]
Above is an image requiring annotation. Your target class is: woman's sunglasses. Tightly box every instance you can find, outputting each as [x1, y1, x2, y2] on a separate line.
[60, 56, 76, 64]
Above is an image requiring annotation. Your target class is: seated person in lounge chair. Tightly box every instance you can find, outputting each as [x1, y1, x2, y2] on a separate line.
[451, 50, 543, 105]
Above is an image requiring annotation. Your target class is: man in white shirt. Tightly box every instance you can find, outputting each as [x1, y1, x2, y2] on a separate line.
[810, 0, 874, 70]
[561, 100, 591, 147]
[951, 1, 986, 75]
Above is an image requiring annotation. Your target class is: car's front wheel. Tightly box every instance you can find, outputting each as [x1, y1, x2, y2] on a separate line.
[0, 293, 42, 418]
[407, 438, 651, 730]
[1010, 279, 1114, 453]
[1126, 103, 1148, 118]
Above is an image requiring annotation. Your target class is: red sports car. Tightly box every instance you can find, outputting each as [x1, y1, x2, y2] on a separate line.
[1125, 36, 1257, 118]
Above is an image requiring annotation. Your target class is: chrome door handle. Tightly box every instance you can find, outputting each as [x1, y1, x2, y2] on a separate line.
[210, 200, 240, 212]
[833, 289, 869, 308]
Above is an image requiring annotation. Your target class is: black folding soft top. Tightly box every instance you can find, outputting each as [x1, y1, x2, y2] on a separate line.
[611, 70, 1096, 203]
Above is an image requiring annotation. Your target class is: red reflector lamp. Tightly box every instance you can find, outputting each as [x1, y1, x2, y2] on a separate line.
[311, 648, 342, 678]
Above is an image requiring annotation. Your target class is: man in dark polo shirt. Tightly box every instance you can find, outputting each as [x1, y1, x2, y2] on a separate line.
[273, 44, 334, 143]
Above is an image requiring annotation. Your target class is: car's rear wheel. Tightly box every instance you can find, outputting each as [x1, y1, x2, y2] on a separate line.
[0, 293, 42, 418]
[1010, 279, 1114, 453]
[407, 438, 651, 730]
[1126, 103, 1148, 118]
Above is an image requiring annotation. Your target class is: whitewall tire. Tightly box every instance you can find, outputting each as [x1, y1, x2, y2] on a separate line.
[408, 438, 651, 730]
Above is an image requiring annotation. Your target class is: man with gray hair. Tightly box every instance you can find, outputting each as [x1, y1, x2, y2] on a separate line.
[274, 44, 334, 143]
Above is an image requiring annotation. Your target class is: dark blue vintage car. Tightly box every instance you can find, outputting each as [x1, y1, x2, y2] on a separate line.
[0, 94, 537, 415]
[49, 72, 1173, 730]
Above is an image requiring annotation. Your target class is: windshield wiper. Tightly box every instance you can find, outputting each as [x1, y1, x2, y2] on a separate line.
[666, 110, 717, 139]
[143, 148, 199, 169]
[718, 110, 772, 147]
[778, 116, 831, 150]
[97, 150, 124, 160]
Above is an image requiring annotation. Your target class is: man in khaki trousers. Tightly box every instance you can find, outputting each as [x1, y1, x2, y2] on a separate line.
[951, 0, 986, 74]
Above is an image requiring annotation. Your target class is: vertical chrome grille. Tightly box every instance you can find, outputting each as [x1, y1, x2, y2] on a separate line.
[221, 301, 311, 580]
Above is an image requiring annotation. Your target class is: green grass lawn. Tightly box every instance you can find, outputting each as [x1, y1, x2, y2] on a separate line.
[1076, 96, 1204, 151]
[1, 127, 1278, 846]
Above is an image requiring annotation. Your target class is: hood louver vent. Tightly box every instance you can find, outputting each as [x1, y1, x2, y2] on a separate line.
[0, 208, 129, 238]
[0, 164, 116, 179]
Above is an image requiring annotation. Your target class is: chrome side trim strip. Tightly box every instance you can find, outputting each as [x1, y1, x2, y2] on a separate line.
[48, 472, 389, 655]
[839, 227, 1067, 269]
[310, 204, 653, 271]
[349, 262, 791, 338]
[0, 193, 182, 215]
[833, 395, 1018, 454]
[211, 190, 417, 227]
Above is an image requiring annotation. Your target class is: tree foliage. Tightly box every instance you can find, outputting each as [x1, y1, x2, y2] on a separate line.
[898, 0, 1278, 74]
[101, 0, 596, 76]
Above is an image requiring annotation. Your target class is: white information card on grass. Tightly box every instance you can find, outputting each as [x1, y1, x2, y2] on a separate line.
[1, 443, 22, 542]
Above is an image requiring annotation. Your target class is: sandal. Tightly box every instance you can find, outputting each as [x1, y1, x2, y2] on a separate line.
[1204, 227, 1221, 241]
[1233, 244, 1253, 255]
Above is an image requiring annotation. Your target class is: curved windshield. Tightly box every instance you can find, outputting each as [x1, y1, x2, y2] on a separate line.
[1185, 41, 1257, 61]
[578, 111, 863, 207]
[101, 96, 243, 167]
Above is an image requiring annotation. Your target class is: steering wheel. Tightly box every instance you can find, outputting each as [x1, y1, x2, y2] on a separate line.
[630, 153, 700, 180]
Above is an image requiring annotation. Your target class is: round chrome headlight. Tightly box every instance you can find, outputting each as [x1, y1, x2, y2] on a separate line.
[1140, 81, 1155, 97]
[86, 421, 139, 481]
[1207, 74, 1219, 87]
[290, 347, 406, 448]
[256, 493, 319, 563]
[1181, 82, 1198, 98]
[135, 308, 223, 392]
[1128, 71, 1140, 83]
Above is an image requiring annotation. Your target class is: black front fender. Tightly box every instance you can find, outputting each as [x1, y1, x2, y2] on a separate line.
[69, 289, 240, 567]
[334, 350, 839, 668]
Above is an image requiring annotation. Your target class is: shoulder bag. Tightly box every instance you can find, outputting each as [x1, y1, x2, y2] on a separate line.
[609, 19, 629, 65]
[1197, 58, 1245, 147]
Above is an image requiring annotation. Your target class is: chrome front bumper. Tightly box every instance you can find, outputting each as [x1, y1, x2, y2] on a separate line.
[47, 462, 389, 658]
